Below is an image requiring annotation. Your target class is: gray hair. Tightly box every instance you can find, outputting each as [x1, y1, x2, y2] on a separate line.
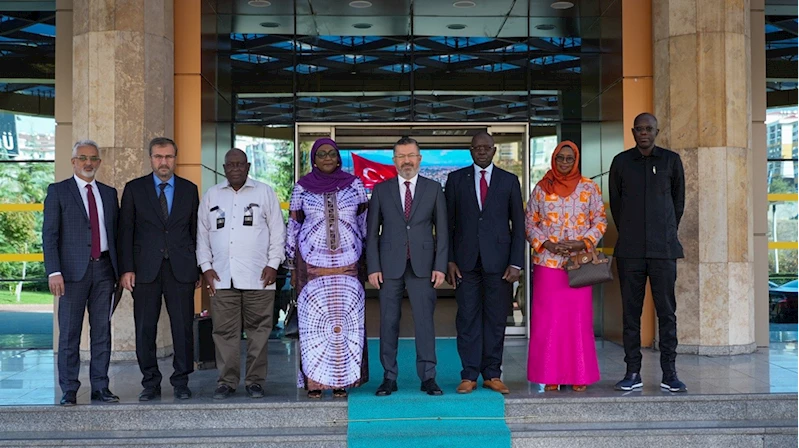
[72, 139, 100, 157]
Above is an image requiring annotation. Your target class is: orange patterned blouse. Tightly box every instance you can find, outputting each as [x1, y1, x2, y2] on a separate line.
[525, 177, 608, 268]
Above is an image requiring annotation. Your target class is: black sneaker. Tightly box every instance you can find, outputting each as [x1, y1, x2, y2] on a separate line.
[660, 375, 687, 392]
[213, 384, 235, 400]
[614, 372, 643, 391]
[245, 384, 264, 398]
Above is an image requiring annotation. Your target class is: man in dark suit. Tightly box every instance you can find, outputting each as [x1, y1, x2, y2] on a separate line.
[366, 137, 448, 397]
[43, 139, 120, 406]
[445, 132, 525, 395]
[118, 137, 200, 401]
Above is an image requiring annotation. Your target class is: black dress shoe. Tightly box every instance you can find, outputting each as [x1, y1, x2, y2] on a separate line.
[60, 391, 77, 406]
[375, 379, 398, 396]
[138, 386, 161, 401]
[90, 387, 119, 403]
[213, 384, 235, 400]
[420, 379, 443, 396]
[174, 385, 192, 400]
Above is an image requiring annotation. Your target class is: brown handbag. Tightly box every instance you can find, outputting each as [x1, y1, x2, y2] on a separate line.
[564, 248, 614, 288]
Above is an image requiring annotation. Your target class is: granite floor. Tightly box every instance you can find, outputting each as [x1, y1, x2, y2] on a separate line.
[0, 338, 796, 407]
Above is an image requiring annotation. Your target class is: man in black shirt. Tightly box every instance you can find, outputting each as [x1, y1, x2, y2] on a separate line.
[609, 113, 687, 393]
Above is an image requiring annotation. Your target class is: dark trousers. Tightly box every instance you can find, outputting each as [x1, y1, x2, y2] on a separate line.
[455, 257, 512, 381]
[617, 258, 678, 375]
[133, 259, 195, 388]
[379, 261, 437, 382]
[57, 255, 114, 393]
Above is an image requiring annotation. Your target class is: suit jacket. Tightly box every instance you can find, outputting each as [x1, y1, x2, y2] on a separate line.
[444, 166, 525, 274]
[366, 176, 448, 280]
[42, 177, 119, 282]
[118, 174, 200, 284]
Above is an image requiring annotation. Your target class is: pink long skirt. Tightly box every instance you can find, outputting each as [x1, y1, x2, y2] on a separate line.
[527, 265, 600, 385]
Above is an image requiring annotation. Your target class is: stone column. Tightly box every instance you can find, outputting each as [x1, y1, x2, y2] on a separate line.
[653, 0, 756, 355]
[72, 0, 175, 360]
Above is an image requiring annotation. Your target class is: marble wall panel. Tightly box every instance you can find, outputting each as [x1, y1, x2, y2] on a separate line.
[726, 146, 751, 262]
[699, 262, 729, 345]
[697, 32, 726, 148]
[697, 0, 726, 32]
[728, 261, 755, 345]
[667, 0, 697, 38]
[114, 31, 146, 150]
[676, 261, 700, 345]
[677, 147, 699, 262]
[87, 31, 116, 147]
[72, 33, 90, 140]
[89, 0, 115, 32]
[667, 34, 698, 150]
[697, 147, 729, 263]
[115, 0, 145, 32]
[725, 32, 750, 149]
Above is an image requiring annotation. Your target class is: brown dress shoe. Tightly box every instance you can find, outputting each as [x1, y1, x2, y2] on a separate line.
[483, 378, 510, 394]
[456, 380, 477, 394]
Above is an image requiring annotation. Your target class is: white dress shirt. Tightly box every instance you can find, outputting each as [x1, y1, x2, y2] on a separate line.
[398, 174, 418, 210]
[49, 175, 110, 278]
[474, 163, 494, 211]
[196, 177, 286, 290]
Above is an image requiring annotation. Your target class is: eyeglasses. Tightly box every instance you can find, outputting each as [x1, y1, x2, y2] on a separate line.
[393, 154, 421, 161]
[315, 150, 338, 160]
[633, 126, 656, 133]
[73, 156, 101, 162]
[471, 145, 494, 152]
[225, 162, 248, 169]
[555, 155, 576, 164]
[152, 154, 176, 161]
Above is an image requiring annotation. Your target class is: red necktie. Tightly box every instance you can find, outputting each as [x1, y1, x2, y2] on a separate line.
[86, 184, 101, 259]
[480, 170, 488, 209]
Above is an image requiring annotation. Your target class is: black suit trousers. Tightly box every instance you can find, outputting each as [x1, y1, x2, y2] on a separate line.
[455, 257, 512, 381]
[133, 258, 195, 388]
[57, 256, 114, 393]
[617, 258, 678, 374]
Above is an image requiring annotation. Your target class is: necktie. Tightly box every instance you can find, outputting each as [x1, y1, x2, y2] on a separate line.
[86, 184, 101, 259]
[479, 170, 488, 209]
[404, 181, 412, 221]
[404, 181, 412, 259]
[159, 182, 169, 221]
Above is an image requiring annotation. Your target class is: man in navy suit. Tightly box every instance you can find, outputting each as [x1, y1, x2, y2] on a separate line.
[444, 132, 525, 395]
[43, 139, 120, 406]
[118, 137, 200, 401]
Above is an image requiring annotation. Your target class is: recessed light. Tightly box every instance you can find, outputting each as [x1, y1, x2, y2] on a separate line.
[349, 0, 373, 8]
[248, 0, 271, 6]
[550, 1, 574, 9]
[352, 23, 373, 29]
[453, 1, 476, 7]
[260, 22, 280, 28]
[447, 24, 467, 30]
[535, 24, 556, 30]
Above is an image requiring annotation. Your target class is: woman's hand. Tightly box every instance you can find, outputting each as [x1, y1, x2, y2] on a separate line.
[561, 240, 588, 252]
[542, 240, 570, 256]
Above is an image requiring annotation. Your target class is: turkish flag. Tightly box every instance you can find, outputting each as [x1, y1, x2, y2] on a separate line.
[351, 153, 397, 189]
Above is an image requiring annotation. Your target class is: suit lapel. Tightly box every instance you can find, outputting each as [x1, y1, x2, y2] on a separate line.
[99, 184, 114, 230]
[483, 168, 500, 212]
[67, 178, 89, 222]
[147, 173, 167, 226]
[409, 176, 426, 220]
[465, 170, 481, 215]
[388, 177, 404, 219]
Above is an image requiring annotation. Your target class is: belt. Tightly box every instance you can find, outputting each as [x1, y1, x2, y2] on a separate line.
[90, 251, 110, 262]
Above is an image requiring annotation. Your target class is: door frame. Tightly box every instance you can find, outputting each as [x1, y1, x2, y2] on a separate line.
[294, 122, 531, 337]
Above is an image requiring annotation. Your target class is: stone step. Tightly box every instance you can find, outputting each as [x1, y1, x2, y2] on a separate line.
[0, 402, 348, 433]
[505, 393, 797, 425]
[0, 428, 347, 447]
[509, 424, 797, 448]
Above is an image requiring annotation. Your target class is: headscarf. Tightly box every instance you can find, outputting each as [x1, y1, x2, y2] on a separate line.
[297, 138, 357, 194]
[536, 140, 582, 197]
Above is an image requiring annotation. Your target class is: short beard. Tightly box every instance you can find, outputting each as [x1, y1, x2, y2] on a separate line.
[80, 169, 96, 179]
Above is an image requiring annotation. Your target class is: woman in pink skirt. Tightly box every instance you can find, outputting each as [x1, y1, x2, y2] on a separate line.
[525, 141, 607, 392]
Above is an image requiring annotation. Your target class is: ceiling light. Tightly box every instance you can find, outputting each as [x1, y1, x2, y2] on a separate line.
[447, 24, 467, 30]
[453, 1, 476, 7]
[352, 23, 373, 29]
[550, 1, 574, 9]
[248, 0, 271, 6]
[260, 22, 280, 28]
[349, 1, 373, 8]
[535, 24, 556, 30]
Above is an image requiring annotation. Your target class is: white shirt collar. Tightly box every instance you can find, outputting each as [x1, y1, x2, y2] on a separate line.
[474, 163, 494, 177]
[73, 174, 97, 190]
[398, 174, 419, 186]
[223, 177, 255, 190]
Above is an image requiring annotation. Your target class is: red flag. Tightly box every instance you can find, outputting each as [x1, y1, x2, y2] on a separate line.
[351, 153, 397, 189]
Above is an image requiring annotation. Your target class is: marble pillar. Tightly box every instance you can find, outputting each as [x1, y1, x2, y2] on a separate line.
[71, 0, 175, 360]
[653, 0, 756, 355]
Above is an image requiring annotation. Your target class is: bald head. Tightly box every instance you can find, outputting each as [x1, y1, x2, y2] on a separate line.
[471, 131, 494, 147]
[633, 113, 658, 128]
[470, 131, 496, 169]
[631, 113, 659, 153]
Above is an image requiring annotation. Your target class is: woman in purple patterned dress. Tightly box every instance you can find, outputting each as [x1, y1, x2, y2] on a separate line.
[286, 138, 369, 398]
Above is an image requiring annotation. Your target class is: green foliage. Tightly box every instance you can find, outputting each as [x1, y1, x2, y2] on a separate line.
[0, 289, 52, 305]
